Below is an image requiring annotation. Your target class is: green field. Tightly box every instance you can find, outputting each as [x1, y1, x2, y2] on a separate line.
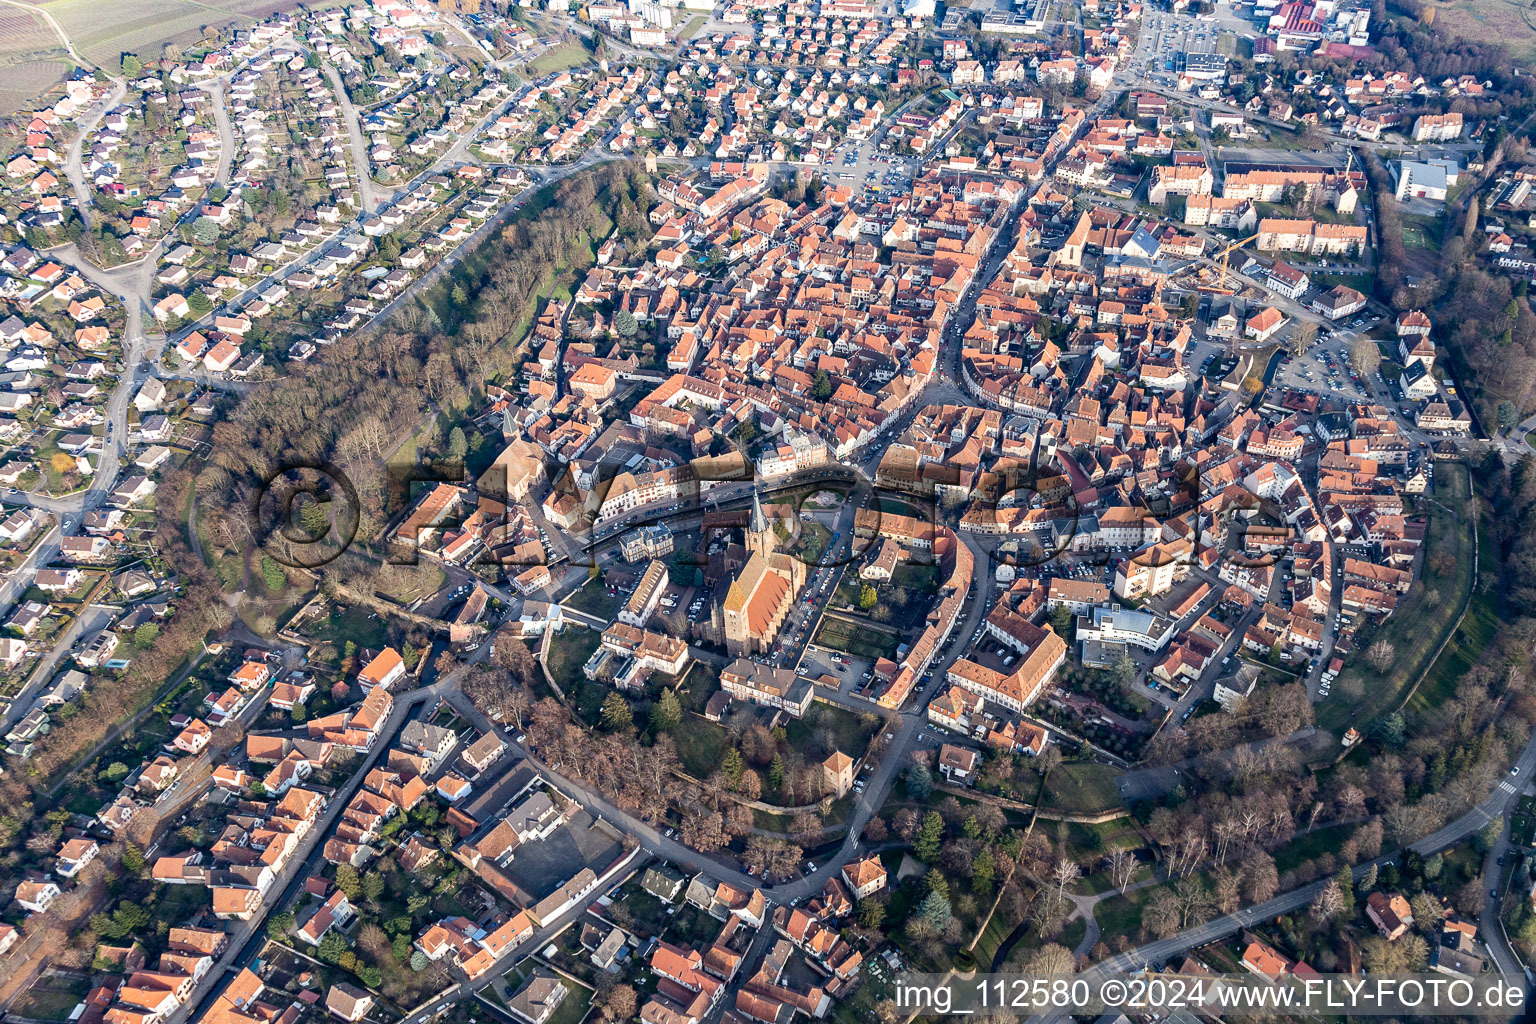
[1093, 887, 1154, 937]
[814, 614, 902, 660]
[1273, 822, 1356, 874]
[675, 716, 728, 776]
[783, 701, 882, 761]
[1404, 519, 1501, 734]
[43, 0, 315, 72]
[1317, 463, 1478, 733]
[1424, 0, 1536, 63]
[563, 577, 621, 621]
[1040, 760, 1125, 815]
[546, 626, 600, 694]
[528, 39, 593, 75]
[1402, 215, 1442, 252]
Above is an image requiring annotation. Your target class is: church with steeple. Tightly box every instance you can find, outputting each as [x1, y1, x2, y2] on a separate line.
[717, 488, 807, 657]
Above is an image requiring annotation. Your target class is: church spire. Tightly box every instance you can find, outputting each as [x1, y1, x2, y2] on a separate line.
[750, 486, 767, 536]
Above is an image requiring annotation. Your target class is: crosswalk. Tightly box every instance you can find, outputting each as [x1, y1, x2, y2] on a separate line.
[1499, 779, 1518, 794]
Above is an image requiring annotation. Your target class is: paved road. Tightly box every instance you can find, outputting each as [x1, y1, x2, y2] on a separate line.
[323, 61, 381, 214]
[201, 79, 235, 187]
[62, 79, 127, 232]
[0, 599, 113, 736]
[1035, 736, 1536, 1023]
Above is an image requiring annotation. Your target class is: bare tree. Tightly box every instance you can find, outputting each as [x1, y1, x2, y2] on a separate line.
[1052, 857, 1082, 904]
[1366, 639, 1397, 673]
[1105, 848, 1138, 894]
[1349, 336, 1381, 377]
[1311, 879, 1345, 922]
[1025, 943, 1076, 976]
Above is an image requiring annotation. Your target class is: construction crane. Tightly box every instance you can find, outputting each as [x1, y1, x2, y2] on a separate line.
[1210, 231, 1260, 290]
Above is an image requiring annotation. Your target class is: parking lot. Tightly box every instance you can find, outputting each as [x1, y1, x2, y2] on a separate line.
[825, 132, 921, 199]
[1271, 319, 1383, 401]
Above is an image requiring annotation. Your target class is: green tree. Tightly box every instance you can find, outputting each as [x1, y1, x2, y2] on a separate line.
[289, 702, 307, 724]
[768, 754, 785, 790]
[300, 500, 330, 538]
[267, 910, 295, 941]
[811, 370, 833, 400]
[260, 556, 286, 592]
[917, 887, 951, 929]
[447, 427, 468, 461]
[858, 584, 878, 611]
[357, 966, 382, 989]
[133, 623, 160, 649]
[1423, 852, 1443, 879]
[913, 810, 944, 862]
[121, 54, 142, 76]
[305, 51, 321, 70]
[120, 842, 145, 874]
[614, 310, 638, 337]
[903, 762, 932, 800]
[721, 748, 745, 787]
[601, 691, 634, 732]
[193, 217, 219, 245]
[652, 688, 682, 732]
[972, 846, 996, 894]
[362, 872, 386, 903]
[317, 931, 348, 961]
[1335, 866, 1354, 910]
[1498, 400, 1520, 432]
[1478, 818, 1504, 852]
[858, 899, 886, 929]
[113, 902, 151, 935]
[335, 863, 362, 901]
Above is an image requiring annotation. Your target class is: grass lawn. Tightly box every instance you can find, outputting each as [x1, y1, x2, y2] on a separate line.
[563, 577, 620, 621]
[677, 661, 720, 713]
[1402, 214, 1442, 252]
[529, 40, 593, 75]
[784, 701, 882, 759]
[892, 562, 940, 593]
[1404, 520, 1501, 734]
[1273, 822, 1357, 874]
[1066, 819, 1152, 890]
[997, 916, 1088, 969]
[1040, 761, 1125, 815]
[1317, 463, 1477, 733]
[972, 905, 1018, 967]
[1093, 887, 1155, 937]
[814, 614, 901, 660]
[675, 715, 729, 776]
[14, 977, 88, 1022]
[546, 627, 600, 694]
[679, 15, 706, 38]
[308, 602, 389, 654]
[1311, 272, 1374, 296]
